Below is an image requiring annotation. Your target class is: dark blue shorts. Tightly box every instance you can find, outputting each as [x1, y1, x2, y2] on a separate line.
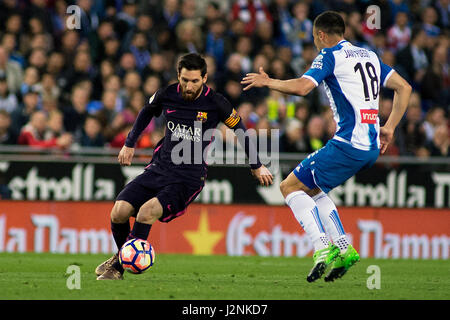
[116, 168, 204, 223]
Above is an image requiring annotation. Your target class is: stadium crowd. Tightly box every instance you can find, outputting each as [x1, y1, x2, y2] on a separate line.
[0, 0, 448, 157]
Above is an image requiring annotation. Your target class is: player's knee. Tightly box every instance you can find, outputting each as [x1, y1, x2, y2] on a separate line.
[136, 198, 163, 224]
[280, 177, 308, 198]
[279, 179, 291, 198]
[111, 200, 134, 223]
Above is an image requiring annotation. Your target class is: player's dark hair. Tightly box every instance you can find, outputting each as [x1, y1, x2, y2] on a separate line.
[177, 53, 207, 77]
[313, 11, 345, 35]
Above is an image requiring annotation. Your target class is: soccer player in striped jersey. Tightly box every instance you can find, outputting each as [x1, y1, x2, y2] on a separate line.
[241, 11, 411, 282]
[96, 53, 273, 280]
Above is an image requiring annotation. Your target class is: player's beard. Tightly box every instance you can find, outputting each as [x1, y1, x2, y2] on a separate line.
[181, 86, 202, 101]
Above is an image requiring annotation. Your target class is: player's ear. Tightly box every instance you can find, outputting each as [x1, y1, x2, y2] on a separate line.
[202, 73, 208, 84]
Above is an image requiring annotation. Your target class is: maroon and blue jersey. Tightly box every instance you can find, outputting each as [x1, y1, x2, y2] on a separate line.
[125, 83, 261, 185]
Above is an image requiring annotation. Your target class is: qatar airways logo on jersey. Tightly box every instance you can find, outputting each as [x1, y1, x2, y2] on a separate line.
[167, 120, 202, 142]
[169, 121, 280, 174]
[360, 109, 378, 124]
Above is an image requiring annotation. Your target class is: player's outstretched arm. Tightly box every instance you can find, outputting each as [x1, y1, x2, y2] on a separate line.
[241, 67, 316, 96]
[380, 72, 412, 154]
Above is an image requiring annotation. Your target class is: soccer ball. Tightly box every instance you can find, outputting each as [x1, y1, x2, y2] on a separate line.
[119, 238, 155, 274]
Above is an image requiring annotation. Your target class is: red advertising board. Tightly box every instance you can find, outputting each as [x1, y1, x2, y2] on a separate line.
[0, 201, 448, 259]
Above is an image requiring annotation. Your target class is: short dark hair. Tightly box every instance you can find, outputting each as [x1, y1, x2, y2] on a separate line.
[313, 11, 345, 35]
[177, 53, 207, 77]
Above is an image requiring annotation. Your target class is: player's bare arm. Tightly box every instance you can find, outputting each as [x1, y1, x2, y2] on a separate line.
[380, 72, 412, 154]
[241, 67, 316, 96]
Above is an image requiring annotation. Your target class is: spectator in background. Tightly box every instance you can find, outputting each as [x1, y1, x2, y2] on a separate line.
[1, 32, 25, 68]
[27, 48, 48, 75]
[396, 92, 427, 155]
[175, 19, 203, 53]
[370, 31, 388, 57]
[423, 106, 447, 142]
[10, 89, 40, 135]
[231, 0, 272, 35]
[253, 20, 275, 50]
[434, 0, 449, 29]
[427, 124, 450, 156]
[156, 0, 181, 33]
[0, 46, 22, 94]
[235, 36, 253, 74]
[76, 115, 105, 147]
[250, 100, 269, 128]
[62, 84, 89, 133]
[279, 118, 307, 153]
[388, 0, 410, 24]
[285, 1, 313, 57]
[20, 67, 40, 99]
[117, 52, 137, 78]
[205, 17, 230, 74]
[63, 50, 94, 93]
[202, 1, 223, 33]
[47, 109, 65, 139]
[294, 100, 310, 126]
[422, 6, 441, 38]
[420, 44, 449, 108]
[379, 97, 393, 126]
[41, 73, 61, 103]
[396, 26, 429, 85]
[121, 90, 149, 131]
[121, 71, 142, 107]
[203, 54, 218, 89]
[387, 11, 411, 52]
[102, 36, 121, 64]
[18, 110, 72, 148]
[0, 110, 17, 145]
[346, 10, 366, 47]
[102, 74, 125, 111]
[268, 0, 292, 47]
[46, 52, 66, 83]
[95, 89, 122, 142]
[142, 74, 161, 100]
[77, 0, 100, 39]
[129, 32, 151, 72]
[237, 101, 255, 129]
[115, 0, 138, 40]
[0, 71, 18, 113]
[142, 53, 168, 85]
[305, 115, 327, 152]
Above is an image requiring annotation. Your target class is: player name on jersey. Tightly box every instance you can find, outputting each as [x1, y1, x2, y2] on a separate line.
[343, 48, 370, 58]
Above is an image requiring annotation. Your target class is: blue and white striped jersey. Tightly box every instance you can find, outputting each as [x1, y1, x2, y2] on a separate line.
[302, 40, 394, 151]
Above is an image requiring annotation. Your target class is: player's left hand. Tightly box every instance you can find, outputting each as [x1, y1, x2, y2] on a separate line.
[241, 67, 270, 91]
[251, 165, 273, 187]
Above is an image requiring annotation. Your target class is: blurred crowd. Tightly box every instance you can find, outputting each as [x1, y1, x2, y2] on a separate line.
[0, 0, 448, 157]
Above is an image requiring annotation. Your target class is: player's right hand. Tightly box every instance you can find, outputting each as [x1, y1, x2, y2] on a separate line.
[379, 126, 394, 154]
[118, 145, 135, 166]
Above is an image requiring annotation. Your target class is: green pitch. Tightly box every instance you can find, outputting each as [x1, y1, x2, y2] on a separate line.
[0, 253, 449, 300]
